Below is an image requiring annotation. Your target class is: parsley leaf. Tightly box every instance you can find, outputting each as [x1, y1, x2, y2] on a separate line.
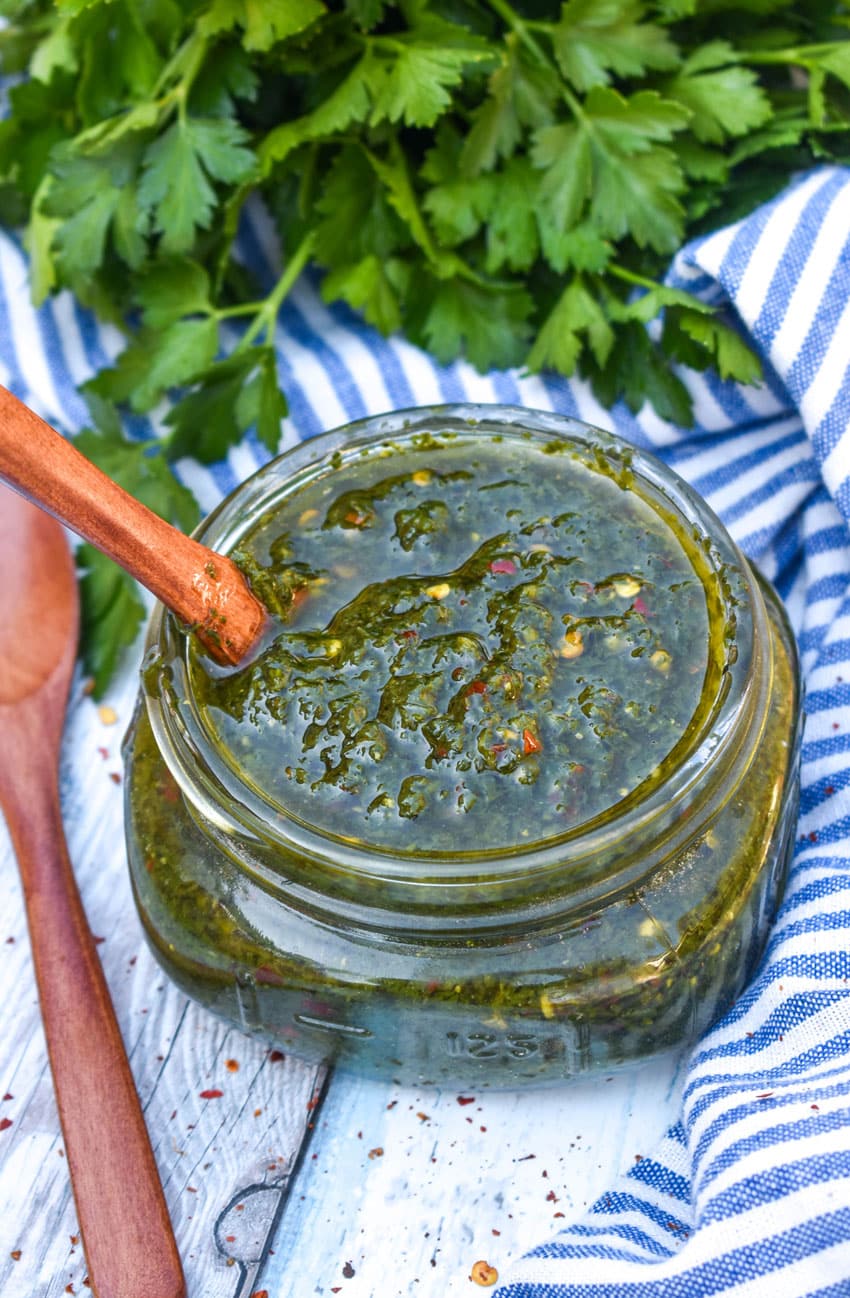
[78, 545, 146, 698]
[551, 0, 679, 92]
[666, 42, 772, 143]
[165, 347, 286, 462]
[139, 117, 255, 254]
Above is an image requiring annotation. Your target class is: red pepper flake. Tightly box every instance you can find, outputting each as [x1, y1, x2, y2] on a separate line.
[199, 1089, 223, 1100]
[467, 680, 487, 695]
[825, 786, 835, 795]
[10, 1250, 21, 1261]
[268, 1049, 285, 1062]
[401, 629, 418, 641]
[307, 1095, 321, 1111]
[224, 1059, 239, 1073]
[2, 1093, 12, 1102]
[187, 1186, 197, 1193]
[756, 1092, 774, 1100]
[809, 831, 818, 842]
[344, 509, 370, 527]
[489, 559, 516, 575]
[811, 1104, 820, 1111]
[491, 1229, 501, 1237]
[70, 1235, 79, 1246]
[108, 772, 122, 785]
[0, 1117, 12, 1132]
[342, 1261, 356, 1278]
[546, 1190, 558, 1202]
[457, 1095, 476, 1106]
[632, 595, 650, 617]
[250, 1291, 269, 1298]
[416, 1112, 430, 1122]
[97, 747, 109, 760]
[553, 1211, 565, 1218]
[367, 1147, 383, 1159]
[225, 1235, 236, 1243]
[522, 729, 542, 755]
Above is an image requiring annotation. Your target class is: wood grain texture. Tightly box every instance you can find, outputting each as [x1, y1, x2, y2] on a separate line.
[261, 1058, 687, 1296]
[0, 384, 267, 665]
[0, 659, 323, 1297]
[0, 640, 687, 1298]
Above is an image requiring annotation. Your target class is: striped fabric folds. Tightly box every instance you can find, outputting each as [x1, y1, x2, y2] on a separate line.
[0, 166, 849, 1296]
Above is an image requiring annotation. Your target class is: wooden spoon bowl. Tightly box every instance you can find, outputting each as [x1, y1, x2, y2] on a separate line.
[0, 487, 185, 1298]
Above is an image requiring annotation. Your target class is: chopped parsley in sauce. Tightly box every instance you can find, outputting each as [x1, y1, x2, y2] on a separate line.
[190, 434, 715, 853]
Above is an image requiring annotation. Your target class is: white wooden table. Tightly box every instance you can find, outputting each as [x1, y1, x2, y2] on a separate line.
[0, 655, 686, 1297]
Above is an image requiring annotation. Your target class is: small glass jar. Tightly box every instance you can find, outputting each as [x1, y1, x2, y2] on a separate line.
[123, 405, 801, 1088]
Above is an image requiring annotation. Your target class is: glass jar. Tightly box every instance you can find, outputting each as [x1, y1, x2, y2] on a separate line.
[123, 405, 801, 1088]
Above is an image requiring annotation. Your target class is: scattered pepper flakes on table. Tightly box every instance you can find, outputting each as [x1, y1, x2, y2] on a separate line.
[470, 1259, 499, 1286]
[0, 1117, 12, 1132]
[199, 1088, 223, 1099]
[367, 1147, 383, 1159]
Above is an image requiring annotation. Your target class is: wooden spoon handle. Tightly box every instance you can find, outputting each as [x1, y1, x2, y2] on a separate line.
[0, 385, 267, 665]
[0, 734, 185, 1298]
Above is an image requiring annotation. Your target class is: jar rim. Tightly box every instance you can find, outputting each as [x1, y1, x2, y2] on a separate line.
[142, 403, 769, 891]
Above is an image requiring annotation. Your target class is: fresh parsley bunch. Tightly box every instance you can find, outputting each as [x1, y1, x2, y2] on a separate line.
[1, 0, 849, 690]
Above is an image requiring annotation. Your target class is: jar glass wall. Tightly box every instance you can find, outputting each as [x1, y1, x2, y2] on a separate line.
[123, 406, 801, 1087]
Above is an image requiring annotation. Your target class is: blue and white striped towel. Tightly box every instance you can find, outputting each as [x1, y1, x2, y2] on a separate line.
[1, 165, 849, 1296]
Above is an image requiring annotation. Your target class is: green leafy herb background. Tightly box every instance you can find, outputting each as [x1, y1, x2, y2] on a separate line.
[1, 0, 849, 690]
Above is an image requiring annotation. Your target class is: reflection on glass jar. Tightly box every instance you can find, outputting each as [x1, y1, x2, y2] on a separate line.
[123, 405, 801, 1088]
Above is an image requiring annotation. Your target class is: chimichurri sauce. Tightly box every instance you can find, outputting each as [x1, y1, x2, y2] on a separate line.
[190, 435, 715, 853]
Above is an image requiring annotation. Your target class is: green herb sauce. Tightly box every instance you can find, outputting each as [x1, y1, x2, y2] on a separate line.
[125, 429, 801, 1083]
[190, 435, 716, 853]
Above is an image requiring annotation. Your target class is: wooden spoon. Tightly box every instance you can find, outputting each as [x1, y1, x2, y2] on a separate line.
[0, 383, 268, 665]
[0, 486, 186, 1298]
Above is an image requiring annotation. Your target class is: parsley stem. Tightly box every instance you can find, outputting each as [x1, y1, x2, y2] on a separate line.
[237, 232, 316, 351]
[609, 266, 665, 292]
[483, 0, 551, 69]
[152, 27, 207, 100]
[744, 42, 842, 66]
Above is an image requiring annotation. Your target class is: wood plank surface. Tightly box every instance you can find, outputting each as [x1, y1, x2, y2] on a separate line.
[0, 661, 323, 1297]
[0, 655, 686, 1297]
[258, 1055, 686, 1296]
